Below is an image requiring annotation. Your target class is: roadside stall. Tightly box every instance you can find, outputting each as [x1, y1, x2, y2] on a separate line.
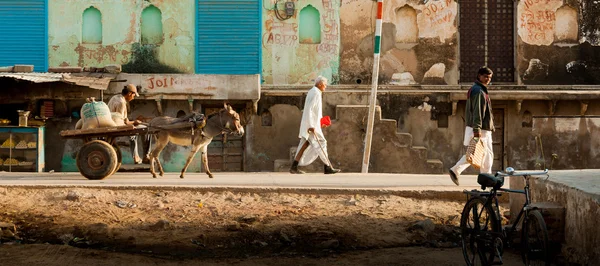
[0, 71, 117, 172]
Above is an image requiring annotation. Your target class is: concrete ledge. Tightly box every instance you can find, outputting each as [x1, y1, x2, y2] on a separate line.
[0, 172, 504, 202]
[511, 170, 600, 265]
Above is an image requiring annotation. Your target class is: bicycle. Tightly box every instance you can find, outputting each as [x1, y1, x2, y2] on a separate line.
[460, 167, 551, 266]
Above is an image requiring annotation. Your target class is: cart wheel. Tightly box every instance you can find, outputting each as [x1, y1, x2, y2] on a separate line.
[76, 140, 118, 180]
[111, 145, 122, 176]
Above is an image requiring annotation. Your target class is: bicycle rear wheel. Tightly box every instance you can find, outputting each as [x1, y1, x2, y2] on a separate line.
[460, 197, 500, 266]
[522, 209, 550, 266]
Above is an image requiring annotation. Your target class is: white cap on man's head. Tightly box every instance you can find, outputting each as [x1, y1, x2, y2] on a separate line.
[126, 84, 140, 96]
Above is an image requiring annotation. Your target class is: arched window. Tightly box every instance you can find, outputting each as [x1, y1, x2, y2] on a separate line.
[555, 5, 578, 42]
[299, 5, 321, 44]
[82, 7, 102, 44]
[176, 110, 186, 118]
[141, 5, 164, 45]
[395, 5, 418, 43]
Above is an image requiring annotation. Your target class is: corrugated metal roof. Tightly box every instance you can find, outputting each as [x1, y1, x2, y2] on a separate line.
[0, 72, 115, 90]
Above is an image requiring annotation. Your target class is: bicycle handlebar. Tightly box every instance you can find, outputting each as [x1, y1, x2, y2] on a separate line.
[496, 168, 548, 177]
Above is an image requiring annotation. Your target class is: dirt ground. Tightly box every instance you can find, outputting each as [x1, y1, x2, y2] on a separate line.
[0, 187, 522, 265]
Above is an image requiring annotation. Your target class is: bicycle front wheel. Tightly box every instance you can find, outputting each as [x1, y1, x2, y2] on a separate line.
[522, 209, 550, 266]
[460, 197, 500, 266]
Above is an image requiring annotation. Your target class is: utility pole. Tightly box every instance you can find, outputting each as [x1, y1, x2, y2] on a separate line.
[361, 0, 383, 173]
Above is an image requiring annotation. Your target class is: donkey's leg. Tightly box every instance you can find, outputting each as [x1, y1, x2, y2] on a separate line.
[180, 143, 202, 179]
[201, 145, 213, 178]
[150, 133, 169, 178]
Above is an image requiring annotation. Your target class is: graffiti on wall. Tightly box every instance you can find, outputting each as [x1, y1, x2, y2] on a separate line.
[126, 74, 260, 100]
[382, 0, 457, 43]
[74, 44, 131, 66]
[263, 19, 299, 47]
[517, 0, 563, 45]
[317, 0, 340, 55]
[261, 0, 340, 84]
[417, 0, 457, 42]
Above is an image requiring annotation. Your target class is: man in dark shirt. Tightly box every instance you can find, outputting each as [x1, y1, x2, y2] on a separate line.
[449, 67, 495, 185]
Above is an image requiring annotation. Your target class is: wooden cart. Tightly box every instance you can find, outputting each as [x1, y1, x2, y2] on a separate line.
[60, 125, 148, 180]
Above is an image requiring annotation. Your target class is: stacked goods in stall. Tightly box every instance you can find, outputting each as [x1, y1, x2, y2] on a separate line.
[3, 158, 18, 166]
[27, 142, 36, 148]
[1, 138, 15, 148]
[15, 140, 28, 149]
[75, 97, 117, 129]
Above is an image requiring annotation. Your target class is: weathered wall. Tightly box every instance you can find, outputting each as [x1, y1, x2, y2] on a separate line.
[339, 0, 458, 85]
[108, 74, 261, 101]
[49, 0, 194, 73]
[247, 92, 453, 173]
[248, 91, 600, 173]
[505, 100, 600, 170]
[261, 0, 341, 84]
[517, 0, 600, 84]
[511, 171, 600, 265]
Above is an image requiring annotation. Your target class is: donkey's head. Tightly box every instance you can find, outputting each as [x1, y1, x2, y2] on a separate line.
[220, 103, 244, 136]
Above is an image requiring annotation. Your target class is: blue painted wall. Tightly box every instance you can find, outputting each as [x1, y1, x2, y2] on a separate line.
[0, 0, 48, 71]
[196, 0, 261, 74]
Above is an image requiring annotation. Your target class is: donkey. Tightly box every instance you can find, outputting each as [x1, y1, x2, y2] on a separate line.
[147, 104, 244, 179]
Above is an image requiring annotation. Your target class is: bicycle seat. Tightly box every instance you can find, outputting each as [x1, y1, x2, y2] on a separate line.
[477, 173, 505, 190]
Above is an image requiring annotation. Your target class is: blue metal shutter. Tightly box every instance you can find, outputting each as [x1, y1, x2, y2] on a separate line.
[0, 0, 48, 72]
[196, 0, 261, 74]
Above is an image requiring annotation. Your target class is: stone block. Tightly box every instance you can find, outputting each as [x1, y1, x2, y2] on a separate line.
[395, 133, 413, 147]
[13, 65, 34, 72]
[104, 64, 122, 74]
[426, 159, 444, 174]
[48, 67, 82, 73]
[0, 66, 14, 72]
[411, 146, 428, 160]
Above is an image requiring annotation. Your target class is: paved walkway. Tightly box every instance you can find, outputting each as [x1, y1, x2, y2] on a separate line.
[0, 172, 484, 191]
[1, 169, 596, 192]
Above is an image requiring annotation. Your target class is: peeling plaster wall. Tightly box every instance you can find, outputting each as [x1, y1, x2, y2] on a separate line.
[261, 0, 341, 84]
[517, 0, 600, 84]
[339, 0, 457, 85]
[49, 0, 195, 73]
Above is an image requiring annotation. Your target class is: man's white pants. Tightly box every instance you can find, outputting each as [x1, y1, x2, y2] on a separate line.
[295, 134, 330, 167]
[451, 126, 494, 175]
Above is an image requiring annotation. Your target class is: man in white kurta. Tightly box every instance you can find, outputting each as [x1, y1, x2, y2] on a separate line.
[290, 76, 340, 174]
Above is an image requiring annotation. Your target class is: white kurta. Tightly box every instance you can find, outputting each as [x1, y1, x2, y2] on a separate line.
[296, 86, 329, 166]
[107, 94, 128, 126]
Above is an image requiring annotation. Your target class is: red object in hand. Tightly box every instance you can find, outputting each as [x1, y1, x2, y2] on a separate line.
[320, 116, 331, 127]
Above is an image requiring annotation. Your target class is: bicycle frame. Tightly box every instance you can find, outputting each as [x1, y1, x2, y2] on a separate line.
[463, 169, 548, 265]
[498, 176, 531, 242]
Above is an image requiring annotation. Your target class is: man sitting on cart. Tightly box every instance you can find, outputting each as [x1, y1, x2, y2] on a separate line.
[108, 84, 150, 164]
